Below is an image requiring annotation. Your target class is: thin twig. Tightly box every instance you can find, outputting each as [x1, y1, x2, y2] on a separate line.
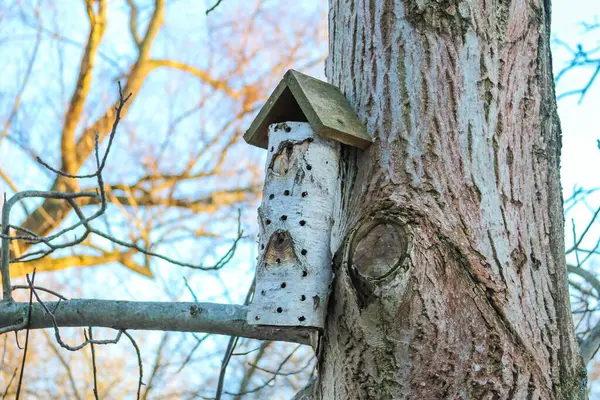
[0, 335, 7, 372]
[123, 330, 143, 400]
[16, 269, 36, 400]
[176, 333, 210, 374]
[87, 327, 99, 400]
[12, 285, 68, 300]
[225, 344, 303, 397]
[34, 82, 131, 179]
[1, 368, 17, 400]
[206, 0, 224, 15]
[215, 278, 255, 400]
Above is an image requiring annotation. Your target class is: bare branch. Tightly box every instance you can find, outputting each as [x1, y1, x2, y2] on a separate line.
[554, 20, 600, 102]
[580, 321, 600, 364]
[86, 327, 99, 400]
[125, 0, 142, 47]
[42, 329, 83, 400]
[215, 279, 255, 400]
[1, 368, 17, 400]
[566, 207, 600, 254]
[0, 7, 42, 144]
[146, 59, 240, 98]
[60, 0, 107, 176]
[225, 344, 303, 397]
[15, 270, 36, 400]
[123, 331, 143, 400]
[14, 0, 166, 265]
[206, 0, 224, 15]
[568, 265, 600, 296]
[0, 300, 312, 345]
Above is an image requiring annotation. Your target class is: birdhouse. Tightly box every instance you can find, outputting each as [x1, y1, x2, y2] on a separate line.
[244, 69, 371, 329]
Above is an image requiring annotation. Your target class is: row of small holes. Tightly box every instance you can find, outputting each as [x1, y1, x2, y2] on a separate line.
[274, 251, 306, 264]
[259, 169, 311, 323]
[264, 191, 308, 243]
[269, 190, 308, 199]
[265, 309, 305, 322]
[254, 291, 312, 321]
[259, 284, 308, 298]
[266, 218, 306, 226]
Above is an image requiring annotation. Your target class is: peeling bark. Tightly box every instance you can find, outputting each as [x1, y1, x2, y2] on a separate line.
[318, 0, 587, 398]
[248, 122, 339, 329]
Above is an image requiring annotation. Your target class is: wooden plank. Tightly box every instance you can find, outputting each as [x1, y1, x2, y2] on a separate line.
[285, 70, 372, 149]
[244, 79, 305, 149]
[244, 69, 372, 150]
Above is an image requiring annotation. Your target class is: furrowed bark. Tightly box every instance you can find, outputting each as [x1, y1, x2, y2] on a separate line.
[0, 300, 311, 345]
[316, 0, 587, 398]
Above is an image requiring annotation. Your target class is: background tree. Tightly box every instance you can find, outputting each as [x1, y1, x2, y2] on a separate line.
[0, 0, 324, 398]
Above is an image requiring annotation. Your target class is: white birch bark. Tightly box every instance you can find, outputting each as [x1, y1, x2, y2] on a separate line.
[248, 122, 339, 329]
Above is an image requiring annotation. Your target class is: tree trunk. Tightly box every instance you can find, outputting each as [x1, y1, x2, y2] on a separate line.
[318, 0, 587, 398]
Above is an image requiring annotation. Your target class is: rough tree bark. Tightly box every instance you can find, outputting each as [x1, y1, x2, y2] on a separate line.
[315, 0, 587, 398]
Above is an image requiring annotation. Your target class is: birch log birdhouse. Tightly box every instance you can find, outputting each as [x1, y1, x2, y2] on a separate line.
[244, 69, 371, 329]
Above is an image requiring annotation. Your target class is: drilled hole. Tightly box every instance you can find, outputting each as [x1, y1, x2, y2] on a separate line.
[302, 270, 308, 277]
[281, 215, 287, 221]
[261, 244, 265, 250]
[255, 315, 261, 320]
[281, 282, 286, 288]
[326, 161, 329, 164]
[284, 190, 290, 196]
[261, 290, 266, 296]
[277, 307, 283, 313]
[301, 192, 308, 197]
[300, 295, 306, 301]
[301, 249, 307, 255]
[299, 220, 306, 226]
[298, 316, 306, 322]
[270, 146, 274, 152]
[276, 258, 281, 264]
[307, 164, 312, 170]
[284, 125, 291, 133]
[266, 219, 271, 225]
[269, 194, 274, 200]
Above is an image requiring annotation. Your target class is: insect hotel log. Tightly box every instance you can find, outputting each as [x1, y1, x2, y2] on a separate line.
[244, 69, 371, 329]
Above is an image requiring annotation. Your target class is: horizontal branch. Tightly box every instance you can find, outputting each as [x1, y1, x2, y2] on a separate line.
[83, 186, 259, 213]
[580, 321, 600, 364]
[147, 59, 240, 98]
[0, 300, 312, 345]
[8, 250, 152, 280]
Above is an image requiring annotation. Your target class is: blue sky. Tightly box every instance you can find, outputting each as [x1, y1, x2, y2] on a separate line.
[553, 1, 599, 196]
[552, 1, 600, 279]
